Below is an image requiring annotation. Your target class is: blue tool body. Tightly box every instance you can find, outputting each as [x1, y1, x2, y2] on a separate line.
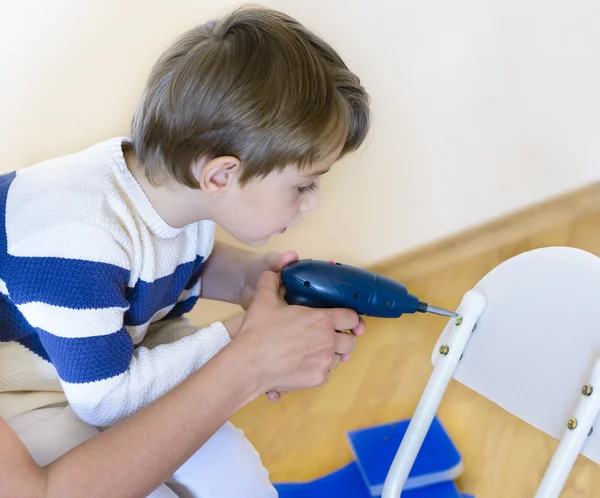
[276, 262, 467, 496]
[281, 259, 454, 319]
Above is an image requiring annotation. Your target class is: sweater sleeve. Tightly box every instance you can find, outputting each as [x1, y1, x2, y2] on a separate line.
[141, 316, 212, 348]
[9, 226, 231, 427]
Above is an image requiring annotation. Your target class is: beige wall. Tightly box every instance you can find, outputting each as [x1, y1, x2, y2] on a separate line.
[2, 1, 599, 323]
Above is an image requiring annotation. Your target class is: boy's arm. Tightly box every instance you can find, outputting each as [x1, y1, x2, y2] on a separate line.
[200, 240, 254, 304]
[141, 313, 245, 349]
[201, 240, 298, 308]
[11, 227, 234, 427]
[2, 270, 361, 498]
[0, 341, 260, 498]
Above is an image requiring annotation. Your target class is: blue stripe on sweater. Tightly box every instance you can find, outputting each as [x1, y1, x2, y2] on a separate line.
[0, 169, 206, 382]
[1, 172, 130, 310]
[0, 293, 50, 361]
[0, 173, 50, 360]
[6, 257, 130, 309]
[164, 295, 200, 320]
[37, 327, 133, 383]
[185, 255, 205, 290]
[124, 255, 204, 326]
[17, 335, 51, 363]
[0, 294, 32, 342]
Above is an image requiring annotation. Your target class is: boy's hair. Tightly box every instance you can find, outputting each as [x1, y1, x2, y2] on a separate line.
[132, 5, 370, 187]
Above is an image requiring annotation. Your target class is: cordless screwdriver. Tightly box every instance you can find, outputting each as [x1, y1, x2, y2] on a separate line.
[281, 259, 457, 319]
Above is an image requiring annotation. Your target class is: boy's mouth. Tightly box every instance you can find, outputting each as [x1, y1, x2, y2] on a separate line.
[279, 227, 287, 234]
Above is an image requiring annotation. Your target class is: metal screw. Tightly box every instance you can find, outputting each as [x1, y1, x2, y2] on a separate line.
[589, 427, 594, 437]
[567, 418, 578, 430]
[439, 345, 450, 355]
[454, 316, 463, 326]
[582, 384, 594, 396]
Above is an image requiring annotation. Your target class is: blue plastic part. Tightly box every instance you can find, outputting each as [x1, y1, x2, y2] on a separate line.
[275, 462, 463, 498]
[347, 417, 462, 496]
[275, 462, 370, 498]
[281, 259, 420, 318]
[402, 481, 462, 497]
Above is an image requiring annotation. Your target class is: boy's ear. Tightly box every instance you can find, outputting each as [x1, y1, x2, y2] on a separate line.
[193, 156, 241, 195]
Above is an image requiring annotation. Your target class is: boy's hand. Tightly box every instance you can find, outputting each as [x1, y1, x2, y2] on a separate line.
[223, 312, 245, 339]
[232, 271, 365, 400]
[265, 312, 365, 402]
[201, 242, 297, 308]
[240, 250, 299, 309]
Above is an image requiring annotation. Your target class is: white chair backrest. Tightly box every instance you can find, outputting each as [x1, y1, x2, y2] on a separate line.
[432, 246, 600, 465]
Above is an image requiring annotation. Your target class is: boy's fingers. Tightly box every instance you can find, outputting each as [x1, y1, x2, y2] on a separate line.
[351, 317, 366, 336]
[333, 332, 356, 356]
[330, 354, 341, 371]
[266, 391, 281, 402]
[320, 370, 332, 386]
[261, 250, 298, 273]
[272, 251, 299, 272]
[328, 308, 360, 332]
[261, 252, 281, 271]
[278, 286, 287, 301]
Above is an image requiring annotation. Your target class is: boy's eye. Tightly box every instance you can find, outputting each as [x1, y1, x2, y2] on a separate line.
[298, 182, 318, 194]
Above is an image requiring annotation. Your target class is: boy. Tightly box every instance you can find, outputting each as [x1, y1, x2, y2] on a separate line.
[0, 5, 370, 497]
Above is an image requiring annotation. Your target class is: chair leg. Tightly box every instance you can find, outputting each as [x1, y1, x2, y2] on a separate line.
[535, 358, 600, 498]
[382, 289, 486, 498]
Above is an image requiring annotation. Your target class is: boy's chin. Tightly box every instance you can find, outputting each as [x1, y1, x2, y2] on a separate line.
[233, 234, 272, 248]
[225, 228, 283, 248]
[245, 239, 270, 248]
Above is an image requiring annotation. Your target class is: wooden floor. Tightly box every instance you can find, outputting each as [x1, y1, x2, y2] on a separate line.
[230, 185, 600, 497]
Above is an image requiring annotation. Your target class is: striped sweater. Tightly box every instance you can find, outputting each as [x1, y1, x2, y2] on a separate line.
[0, 138, 231, 426]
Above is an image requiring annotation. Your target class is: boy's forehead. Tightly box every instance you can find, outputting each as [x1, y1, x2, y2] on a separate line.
[302, 164, 331, 177]
[298, 147, 341, 177]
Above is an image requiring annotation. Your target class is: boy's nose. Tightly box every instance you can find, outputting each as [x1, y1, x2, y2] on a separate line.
[300, 193, 319, 213]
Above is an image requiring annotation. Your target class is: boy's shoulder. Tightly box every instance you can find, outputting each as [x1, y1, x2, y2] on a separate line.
[3, 137, 214, 268]
[10, 137, 127, 201]
[3, 137, 138, 253]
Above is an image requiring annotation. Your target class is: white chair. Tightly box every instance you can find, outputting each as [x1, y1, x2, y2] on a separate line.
[381, 246, 600, 498]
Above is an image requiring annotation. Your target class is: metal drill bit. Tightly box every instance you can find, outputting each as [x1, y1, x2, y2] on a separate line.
[417, 302, 458, 318]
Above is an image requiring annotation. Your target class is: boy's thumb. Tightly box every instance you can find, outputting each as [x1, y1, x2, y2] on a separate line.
[263, 250, 297, 272]
[255, 271, 282, 300]
[278, 250, 299, 269]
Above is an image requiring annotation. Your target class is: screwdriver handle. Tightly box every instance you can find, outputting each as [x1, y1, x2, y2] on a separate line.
[280, 259, 420, 318]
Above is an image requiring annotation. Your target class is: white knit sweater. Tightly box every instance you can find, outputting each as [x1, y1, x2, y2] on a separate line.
[0, 138, 231, 426]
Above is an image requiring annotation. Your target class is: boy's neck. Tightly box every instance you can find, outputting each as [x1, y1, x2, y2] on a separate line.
[123, 147, 212, 229]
